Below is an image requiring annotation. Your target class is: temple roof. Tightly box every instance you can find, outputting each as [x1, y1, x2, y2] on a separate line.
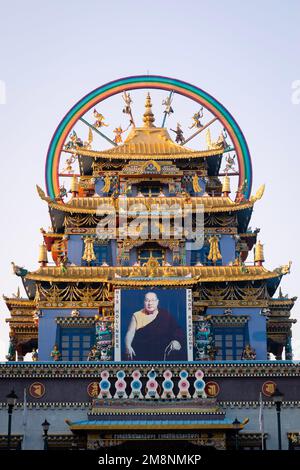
[3, 297, 36, 309]
[25, 264, 289, 283]
[37, 186, 264, 214]
[69, 127, 224, 160]
[66, 418, 247, 431]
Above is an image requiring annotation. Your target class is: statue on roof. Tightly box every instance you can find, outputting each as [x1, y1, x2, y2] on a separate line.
[113, 123, 130, 144]
[51, 344, 61, 361]
[6, 336, 16, 361]
[162, 94, 174, 116]
[64, 130, 83, 150]
[93, 109, 108, 128]
[83, 128, 93, 149]
[122, 91, 132, 115]
[217, 128, 230, 149]
[31, 348, 38, 362]
[11, 262, 28, 277]
[61, 155, 76, 174]
[224, 154, 236, 174]
[58, 184, 68, 199]
[241, 344, 256, 360]
[122, 91, 135, 126]
[170, 123, 185, 144]
[189, 108, 204, 129]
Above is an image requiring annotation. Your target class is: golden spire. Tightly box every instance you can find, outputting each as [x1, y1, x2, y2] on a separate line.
[38, 243, 48, 266]
[143, 93, 155, 128]
[254, 241, 264, 265]
[222, 175, 231, 195]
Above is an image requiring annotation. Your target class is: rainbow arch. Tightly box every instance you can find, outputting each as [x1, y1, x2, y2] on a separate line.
[45, 75, 252, 199]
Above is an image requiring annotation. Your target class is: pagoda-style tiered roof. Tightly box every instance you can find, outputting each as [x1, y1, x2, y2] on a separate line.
[70, 126, 224, 160]
[70, 93, 224, 162]
[37, 186, 264, 214]
[25, 264, 290, 283]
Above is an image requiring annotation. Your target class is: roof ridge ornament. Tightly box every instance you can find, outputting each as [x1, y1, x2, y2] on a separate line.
[143, 93, 155, 128]
[250, 184, 265, 202]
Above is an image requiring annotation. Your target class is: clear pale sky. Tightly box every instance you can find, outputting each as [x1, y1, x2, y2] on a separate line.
[0, 0, 299, 360]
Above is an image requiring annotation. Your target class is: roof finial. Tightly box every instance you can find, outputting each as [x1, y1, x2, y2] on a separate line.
[143, 93, 155, 128]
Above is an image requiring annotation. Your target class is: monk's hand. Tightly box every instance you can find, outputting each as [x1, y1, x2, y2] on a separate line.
[169, 340, 181, 351]
[126, 346, 136, 359]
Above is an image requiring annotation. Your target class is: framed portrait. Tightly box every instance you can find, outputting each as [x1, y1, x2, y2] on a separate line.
[114, 288, 193, 362]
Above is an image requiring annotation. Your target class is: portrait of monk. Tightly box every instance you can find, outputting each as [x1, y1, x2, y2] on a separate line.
[123, 291, 186, 361]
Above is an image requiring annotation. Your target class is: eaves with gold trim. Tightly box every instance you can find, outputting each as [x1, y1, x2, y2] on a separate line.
[36, 185, 265, 215]
[24, 264, 291, 284]
[65, 126, 224, 161]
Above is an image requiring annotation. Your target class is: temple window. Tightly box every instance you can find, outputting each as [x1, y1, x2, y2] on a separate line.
[136, 183, 163, 196]
[213, 327, 248, 360]
[59, 328, 95, 361]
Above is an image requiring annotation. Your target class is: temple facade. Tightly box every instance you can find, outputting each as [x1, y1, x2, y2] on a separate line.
[1, 76, 299, 451]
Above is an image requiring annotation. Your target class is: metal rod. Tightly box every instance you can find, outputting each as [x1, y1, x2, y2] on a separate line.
[58, 173, 81, 177]
[235, 430, 239, 450]
[44, 432, 48, 451]
[7, 407, 12, 450]
[276, 403, 282, 450]
[79, 117, 117, 147]
[223, 146, 235, 153]
[181, 117, 218, 146]
[218, 172, 239, 177]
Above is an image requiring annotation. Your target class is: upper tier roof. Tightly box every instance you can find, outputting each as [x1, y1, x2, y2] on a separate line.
[70, 126, 224, 160]
[66, 93, 224, 161]
[37, 186, 265, 214]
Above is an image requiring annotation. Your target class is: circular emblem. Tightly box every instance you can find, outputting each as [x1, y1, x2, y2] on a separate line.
[195, 370, 204, 379]
[29, 382, 46, 398]
[115, 380, 126, 391]
[262, 381, 277, 397]
[205, 381, 220, 397]
[163, 380, 173, 390]
[87, 382, 100, 398]
[132, 380, 142, 391]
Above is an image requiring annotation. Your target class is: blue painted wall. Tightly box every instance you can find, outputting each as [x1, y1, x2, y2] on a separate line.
[67, 235, 83, 265]
[95, 178, 104, 195]
[207, 307, 267, 360]
[219, 235, 236, 265]
[110, 240, 117, 266]
[130, 247, 138, 265]
[38, 308, 98, 361]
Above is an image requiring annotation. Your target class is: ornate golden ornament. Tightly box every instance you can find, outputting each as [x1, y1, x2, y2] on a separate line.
[207, 236, 222, 263]
[250, 184, 265, 202]
[82, 237, 96, 263]
[192, 174, 202, 193]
